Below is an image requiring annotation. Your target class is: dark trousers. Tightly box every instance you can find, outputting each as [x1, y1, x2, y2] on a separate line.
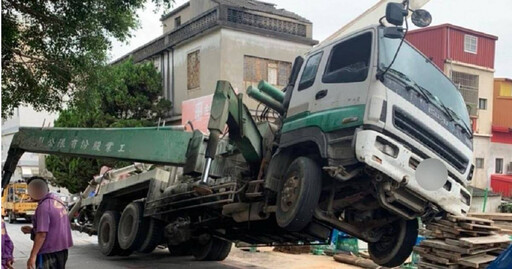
[36, 249, 68, 269]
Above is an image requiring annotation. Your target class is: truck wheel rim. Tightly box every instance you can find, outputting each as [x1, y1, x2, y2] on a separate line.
[280, 175, 300, 212]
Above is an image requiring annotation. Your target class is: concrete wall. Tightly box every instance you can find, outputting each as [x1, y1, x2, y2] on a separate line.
[172, 29, 222, 114]
[490, 142, 512, 174]
[444, 62, 495, 135]
[469, 196, 501, 213]
[162, 0, 218, 33]
[473, 135, 492, 189]
[444, 62, 495, 189]
[219, 28, 312, 109]
[149, 27, 313, 117]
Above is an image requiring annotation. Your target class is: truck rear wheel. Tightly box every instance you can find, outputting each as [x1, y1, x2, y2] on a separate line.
[118, 202, 149, 251]
[138, 218, 164, 253]
[368, 218, 418, 267]
[276, 156, 322, 231]
[193, 237, 232, 261]
[98, 211, 133, 256]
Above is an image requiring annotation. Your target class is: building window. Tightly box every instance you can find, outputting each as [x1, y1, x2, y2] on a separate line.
[464, 34, 478, 54]
[451, 71, 479, 116]
[243, 56, 292, 88]
[478, 98, 487, 110]
[175, 16, 181, 27]
[499, 83, 512, 97]
[495, 158, 503, 174]
[187, 50, 200, 90]
[475, 158, 484, 169]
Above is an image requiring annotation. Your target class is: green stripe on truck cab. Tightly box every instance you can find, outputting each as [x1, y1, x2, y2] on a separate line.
[282, 104, 365, 133]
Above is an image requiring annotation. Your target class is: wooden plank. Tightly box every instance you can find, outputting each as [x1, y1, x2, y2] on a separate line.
[414, 245, 432, 254]
[432, 249, 461, 261]
[427, 223, 460, 235]
[459, 234, 511, 247]
[459, 222, 501, 231]
[468, 213, 512, 221]
[468, 247, 501, 256]
[421, 240, 471, 254]
[445, 238, 464, 247]
[437, 219, 457, 227]
[447, 214, 493, 225]
[418, 260, 459, 269]
[458, 254, 497, 268]
[421, 253, 453, 265]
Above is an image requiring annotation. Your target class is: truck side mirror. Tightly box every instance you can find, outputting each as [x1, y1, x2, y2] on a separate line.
[411, 9, 432, 27]
[386, 2, 408, 26]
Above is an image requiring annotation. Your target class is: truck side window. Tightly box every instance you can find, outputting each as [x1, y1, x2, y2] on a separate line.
[298, 52, 323, 91]
[323, 32, 372, 84]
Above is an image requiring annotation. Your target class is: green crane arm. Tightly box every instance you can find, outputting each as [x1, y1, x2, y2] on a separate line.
[2, 81, 264, 190]
[2, 126, 201, 189]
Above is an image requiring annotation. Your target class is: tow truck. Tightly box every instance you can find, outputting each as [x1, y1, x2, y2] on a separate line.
[1, 182, 38, 223]
[2, 1, 473, 266]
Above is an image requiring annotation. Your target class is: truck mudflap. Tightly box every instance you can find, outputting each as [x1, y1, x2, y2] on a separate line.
[354, 130, 471, 216]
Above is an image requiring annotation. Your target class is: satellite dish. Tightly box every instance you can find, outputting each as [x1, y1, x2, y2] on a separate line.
[412, 9, 432, 27]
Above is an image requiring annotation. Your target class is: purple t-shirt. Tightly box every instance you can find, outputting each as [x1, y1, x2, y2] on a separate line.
[2, 220, 14, 267]
[32, 193, 73, 254]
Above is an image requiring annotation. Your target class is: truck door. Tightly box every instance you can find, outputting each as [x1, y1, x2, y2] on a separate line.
[312, 31, 374, 121]
[286, 51, 325, 117]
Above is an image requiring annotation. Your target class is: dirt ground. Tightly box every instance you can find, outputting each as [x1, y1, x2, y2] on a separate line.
[227, 247, 362, 269]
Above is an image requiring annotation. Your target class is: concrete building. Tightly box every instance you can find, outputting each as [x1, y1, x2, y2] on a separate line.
[490, 78, 512, 198]
[406, 24, 499, 189]
[113, 0, 317, 120]
[1, 106, 58, 181]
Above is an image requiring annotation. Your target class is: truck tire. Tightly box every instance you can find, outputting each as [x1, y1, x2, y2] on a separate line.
[368, 218, 418, 267]
[193, 237, 232, 261]
[137, 218, 164, 253]
[8, 212, 16, 224]
[276, 156, 322, 232]
[118, 202, 149, 251]
[98, 211, 132, 256]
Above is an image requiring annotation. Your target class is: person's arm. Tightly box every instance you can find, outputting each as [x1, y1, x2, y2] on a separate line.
[28, 202, 50, 269]
[27, 232, 46, 269]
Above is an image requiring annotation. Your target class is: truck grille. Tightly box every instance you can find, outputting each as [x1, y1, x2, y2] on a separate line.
[393, 107, 468, 173]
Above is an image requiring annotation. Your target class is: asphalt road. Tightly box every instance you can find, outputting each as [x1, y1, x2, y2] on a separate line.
[3, 220, 255, 269]
[4, 220, 355, 269]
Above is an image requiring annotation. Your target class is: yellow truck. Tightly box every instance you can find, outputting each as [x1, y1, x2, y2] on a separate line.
[1, 182, 38, 223]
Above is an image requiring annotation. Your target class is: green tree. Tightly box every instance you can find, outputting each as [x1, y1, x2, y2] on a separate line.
[1, 0, 173, 118]
[45, 58, 172, 193]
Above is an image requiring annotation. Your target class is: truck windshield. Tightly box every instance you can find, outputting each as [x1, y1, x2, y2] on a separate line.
[379, 34, 471, 129]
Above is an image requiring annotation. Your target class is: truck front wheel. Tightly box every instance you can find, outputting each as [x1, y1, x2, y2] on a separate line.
[368, 218, 418, 267]
[276, 156, 322, 232]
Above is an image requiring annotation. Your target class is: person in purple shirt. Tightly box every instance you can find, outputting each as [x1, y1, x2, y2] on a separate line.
[20, 177, 73, 269]
[1, 219, 14, 269]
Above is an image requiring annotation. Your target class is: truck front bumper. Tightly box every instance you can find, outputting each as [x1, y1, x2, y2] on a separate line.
[355, 130, 471, 216]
